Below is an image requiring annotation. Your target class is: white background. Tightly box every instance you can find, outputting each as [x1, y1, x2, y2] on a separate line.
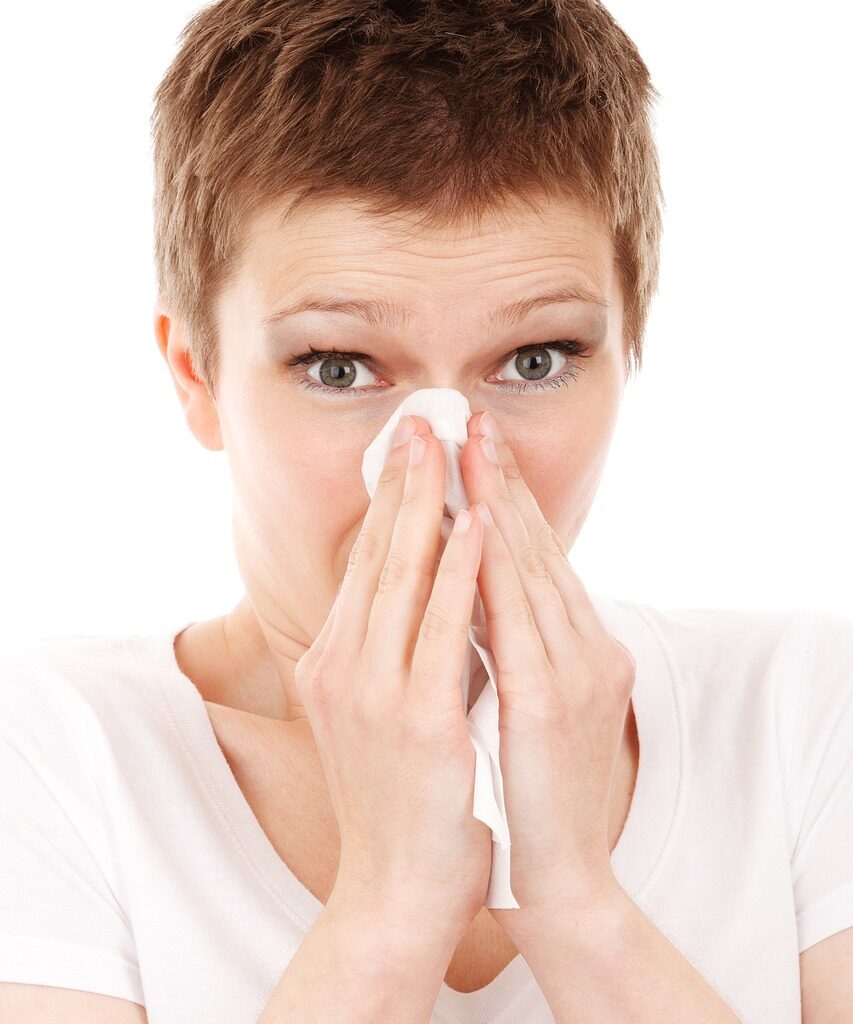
[1, 2, 850, 646]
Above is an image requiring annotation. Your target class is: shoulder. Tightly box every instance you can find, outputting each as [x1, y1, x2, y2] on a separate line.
[0, 637, 146, 1007]
[619, 600, 853, 758]
[787, 607, 853, 766]
[624, 599, 821, 689]
[0, 628, 179, 771]
[591, 591, 803, 686]
[594, 598, 847, 745]
[633, 602, 853, 694]
[633, 599, 812, 652]
[798, 607, 853, 677]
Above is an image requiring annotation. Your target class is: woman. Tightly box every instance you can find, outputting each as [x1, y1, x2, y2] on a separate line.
[1, 1, 851, 1021]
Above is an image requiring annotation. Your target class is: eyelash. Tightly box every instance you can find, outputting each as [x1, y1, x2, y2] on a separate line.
[286, 340, 591, 399]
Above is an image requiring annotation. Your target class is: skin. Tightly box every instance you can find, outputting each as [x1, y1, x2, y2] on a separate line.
[155, 190, 631, 734]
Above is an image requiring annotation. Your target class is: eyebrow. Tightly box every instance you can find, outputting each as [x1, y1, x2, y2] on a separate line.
[259, 284, 609, 332]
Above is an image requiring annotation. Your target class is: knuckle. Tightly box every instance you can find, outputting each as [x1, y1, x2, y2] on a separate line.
[350, 687, 382, 730]
[377, 551, 435, 594]
[496, 488, 516, 514]
[301, 658, 336, 715]
[501, 457, 522, 482]
[420, 603, 468, 643]
[377, 460, 406, 488]
[395, 703, 427, 747]
[408, 703, 458, 749]
[437, 556, 469, 587]
[486, 587, 536, 630]
[518, 541, 551, 580]
[377, 550, 410, 592]
[508, 587, 536, 627]
[397, 486, 419, 510]
[488, 535, 516, 572]
[519, 594, 538, 630]
[360, 629, 402, 678]
[533, 520, 567, 558]
[605, 641, 636, 692]
[345, 529, 382, 578]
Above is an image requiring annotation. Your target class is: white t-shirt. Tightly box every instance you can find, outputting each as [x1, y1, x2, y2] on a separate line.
[1, 593, 851, 1024]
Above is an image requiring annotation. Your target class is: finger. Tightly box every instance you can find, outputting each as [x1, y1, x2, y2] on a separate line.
[294, 579, 345, 690]
[329, 415, 434, 656]
[460, 430, 575, 670]
[468, 495, 553, 682]
[362, 419, 449, 675]
[408, 504, 486, 713]
[467, 412, 606, 642]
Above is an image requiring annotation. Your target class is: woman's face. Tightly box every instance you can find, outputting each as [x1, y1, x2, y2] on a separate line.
[158, 191, 628, 713]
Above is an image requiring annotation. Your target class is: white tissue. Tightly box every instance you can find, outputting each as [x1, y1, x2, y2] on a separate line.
[360, 388, 519, 909]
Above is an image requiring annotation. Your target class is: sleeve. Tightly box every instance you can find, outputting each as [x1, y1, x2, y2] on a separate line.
[0, 650, 145, 1005]
[790, 610, 853, 954]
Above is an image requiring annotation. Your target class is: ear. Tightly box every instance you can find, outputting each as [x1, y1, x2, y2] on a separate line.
[153, 297, 223, 452]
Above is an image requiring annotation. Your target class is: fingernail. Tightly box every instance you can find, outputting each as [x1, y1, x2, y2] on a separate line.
[392, 415, 416, 448]
[479, 435, 499, 464]
[452, 508, 472, 535]
[480, 412, 503, 440]
[475, 500, 495, 526]
[408, 434, 427, 466]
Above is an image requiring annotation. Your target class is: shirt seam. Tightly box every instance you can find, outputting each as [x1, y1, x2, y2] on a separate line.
[621, 598, 685, 899]
[129, 633, 313, 933]
[796, 877, 853, 924]
[783, 609, 817, 862]
[0, 931, 143, 977]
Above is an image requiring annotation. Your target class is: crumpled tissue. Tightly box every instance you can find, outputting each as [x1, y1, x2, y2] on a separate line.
[360, 387, 519, 908]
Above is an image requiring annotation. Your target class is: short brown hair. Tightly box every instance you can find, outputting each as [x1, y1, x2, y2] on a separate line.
[151, 0, 663, 399]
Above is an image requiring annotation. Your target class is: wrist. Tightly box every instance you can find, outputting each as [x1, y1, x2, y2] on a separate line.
[498, 873, 629, 949]
[326, 882, 466, 962]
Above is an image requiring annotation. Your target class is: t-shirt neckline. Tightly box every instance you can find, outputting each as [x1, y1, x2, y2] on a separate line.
[142, 594, 682, 1024]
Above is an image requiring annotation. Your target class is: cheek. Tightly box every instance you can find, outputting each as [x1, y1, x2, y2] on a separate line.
[528, 451, 589, 521]
[511, 419, 612, 533]
[240, 436, 368, 551]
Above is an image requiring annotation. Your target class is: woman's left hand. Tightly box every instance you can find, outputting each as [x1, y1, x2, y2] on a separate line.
[459, 410, 636, 937]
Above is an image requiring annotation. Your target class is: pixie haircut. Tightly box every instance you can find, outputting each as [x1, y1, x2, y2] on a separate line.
[151, 0, 663, 399]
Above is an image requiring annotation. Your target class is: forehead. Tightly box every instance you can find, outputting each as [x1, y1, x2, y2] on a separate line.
[230, 191, 617, 314]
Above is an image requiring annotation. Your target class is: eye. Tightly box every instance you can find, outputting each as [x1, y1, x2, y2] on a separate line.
[490, 342, 589, 393]
[286, 340, 591, 399]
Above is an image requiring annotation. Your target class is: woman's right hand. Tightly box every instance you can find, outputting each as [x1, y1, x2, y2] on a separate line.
[293, 415, 493, 942]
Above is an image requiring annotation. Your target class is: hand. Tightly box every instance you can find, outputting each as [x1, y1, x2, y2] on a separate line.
[459, 411, 635, 934]
[292, 416, 494, 944]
